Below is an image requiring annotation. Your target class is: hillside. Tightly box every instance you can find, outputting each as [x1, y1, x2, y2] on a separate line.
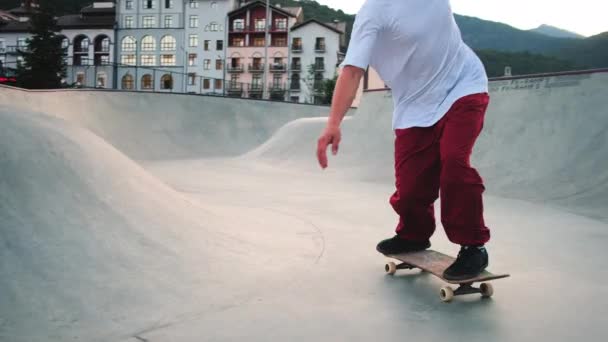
[2, 0, 607, 74]
[529, 24, 585, 39]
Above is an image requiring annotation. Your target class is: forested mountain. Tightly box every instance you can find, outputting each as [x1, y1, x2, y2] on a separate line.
[2, 0, 607, 76]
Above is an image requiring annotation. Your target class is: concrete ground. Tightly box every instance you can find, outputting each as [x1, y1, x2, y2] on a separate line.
[0, 70, 607, 342]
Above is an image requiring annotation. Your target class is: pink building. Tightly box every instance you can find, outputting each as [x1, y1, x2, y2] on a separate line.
[226, 1, 301, 100]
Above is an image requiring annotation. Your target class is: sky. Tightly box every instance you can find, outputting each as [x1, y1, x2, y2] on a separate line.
[317, 0, 608, 37]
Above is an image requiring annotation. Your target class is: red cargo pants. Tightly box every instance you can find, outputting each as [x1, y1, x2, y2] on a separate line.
[390, 93, 491, 245]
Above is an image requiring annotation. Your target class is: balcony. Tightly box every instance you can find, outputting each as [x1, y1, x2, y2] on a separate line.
[249, 64, 264, 73]
[290, 63, 302, 72]
[249, 84, 263, 93]
[269, 63, 286, 73]
[290, 82, 301, 92]
[227, 83, 244, 96]
[5, 46, 29, 54]
[314, 63, 325, 72]
[291, 45, 303, 53]
[315, 44, 326, 53]
[227, 65, 244, 73]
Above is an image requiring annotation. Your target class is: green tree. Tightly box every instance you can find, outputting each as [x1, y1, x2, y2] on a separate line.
[16, 1, 66, 89]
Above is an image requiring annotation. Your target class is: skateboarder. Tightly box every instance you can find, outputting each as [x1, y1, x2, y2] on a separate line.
[316, 0, 491, 281]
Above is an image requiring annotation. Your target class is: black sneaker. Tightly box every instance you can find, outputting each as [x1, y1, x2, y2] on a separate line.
[376, 235, 431, 255]
[443, 246, 489, 281]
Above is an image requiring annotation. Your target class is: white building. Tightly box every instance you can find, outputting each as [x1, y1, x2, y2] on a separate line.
[288, 19, 344, 104]
[185, 0, 236, 95]
[0, 0, 116, 88]
[115, 0, 187, 92]
[115, 0, 237, 93]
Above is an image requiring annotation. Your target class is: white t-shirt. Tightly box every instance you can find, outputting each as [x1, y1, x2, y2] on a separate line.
[342, 0, 488, 129]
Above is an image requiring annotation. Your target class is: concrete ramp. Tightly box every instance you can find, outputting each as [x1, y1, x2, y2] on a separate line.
[0, 87, 329, 161]
[251, 70, 608, 221]
[1, 71, 607, 342]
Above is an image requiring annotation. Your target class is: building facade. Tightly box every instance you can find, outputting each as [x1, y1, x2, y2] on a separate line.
[289, 19, 343, 104]
[226, 1, 299, 100]
[0, 0, 116, 88]
[184, 0, 236, 95]
[115, 0, 187, 92]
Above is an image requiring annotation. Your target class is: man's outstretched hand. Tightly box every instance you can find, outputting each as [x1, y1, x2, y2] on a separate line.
[316, 124, 341, 169]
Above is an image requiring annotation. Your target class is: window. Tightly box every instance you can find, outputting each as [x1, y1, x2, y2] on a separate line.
[204, 40, 210, 51]
[189, 0, 198, 9]
[274, 37, 286, 47]
[121, 54, 136, 65]
[97, 72, 107, 88]
[291, 96, 299, 103]
[272, 74, 281, 88]
[141, 55, 156, 66]
[165, 0, 173, 9]
[189, 34, 198, 47]
[215, 59, 222, 70]
[190, 16, 199, 28]
[60, 37, 69, 50]
[233, 19, 244, 31]
[252, 74, 262, 87]
[209, 22, 219, 31]
[124, 16, 134, 28]
[0, 56, 5, 68]
[164, 16, 173, 28]
[143, 0, 155, 9]
[160, 35, 176, 51]
[188, 73, 197, 85]
[161, 54, 176, 66]
[97, 37, 109, 53]
[315, 37, 326, 51]
[275, 18, 287, 30]
[121, 74, 134, 90]
[161, 74, 173, 89]
[292, 37, 302, 50]
[254, 19, 265, 31]
[291, 57, 301, 70]
[141, 74, 154, 89]
[143, 16, 155, 28]
[230, 37, 244, 47]
[216, 40, 223, 50]
[253, 37, 264, 47]
[17, 38, 27, 48]
[76, 72, 86, 86]
[290, 73, 300, 89]
[141, 36, 156, 51]
[78, 37, 89, 51]
[203, 78, 210, 89]
[126, 0, 133, 10]
[214, 79, 222, 90]
[188, 53, 197, 66]
[203, 59, 211, 70]
[121, 36, 136, 51]
[273, 57, 282, 65]
[315, 57, 324, 69]
[99, 55, 110, 65]
[0, 39, 5, 51]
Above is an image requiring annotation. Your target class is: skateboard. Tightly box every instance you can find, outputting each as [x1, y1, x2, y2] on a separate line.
[384, 250, 510, 302]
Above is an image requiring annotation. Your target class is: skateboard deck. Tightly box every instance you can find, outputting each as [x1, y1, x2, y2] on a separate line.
[384, 250, 509, 302]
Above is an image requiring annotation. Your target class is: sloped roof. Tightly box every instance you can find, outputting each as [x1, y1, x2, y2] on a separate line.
[291, 19, 344, 34]
[57, 14, 115, 29]
[228, 0, 296, 18]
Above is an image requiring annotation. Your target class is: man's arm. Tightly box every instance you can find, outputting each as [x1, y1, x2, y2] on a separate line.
[316, 66, 365, 169]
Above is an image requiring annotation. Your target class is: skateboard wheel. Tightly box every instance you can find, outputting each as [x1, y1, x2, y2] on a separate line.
[480, 282, 494, 298]
[385, 262, 397, 275]
[440, 286, 454, 302]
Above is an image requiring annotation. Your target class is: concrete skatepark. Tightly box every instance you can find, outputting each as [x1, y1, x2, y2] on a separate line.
[1, 69, 607, 341]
